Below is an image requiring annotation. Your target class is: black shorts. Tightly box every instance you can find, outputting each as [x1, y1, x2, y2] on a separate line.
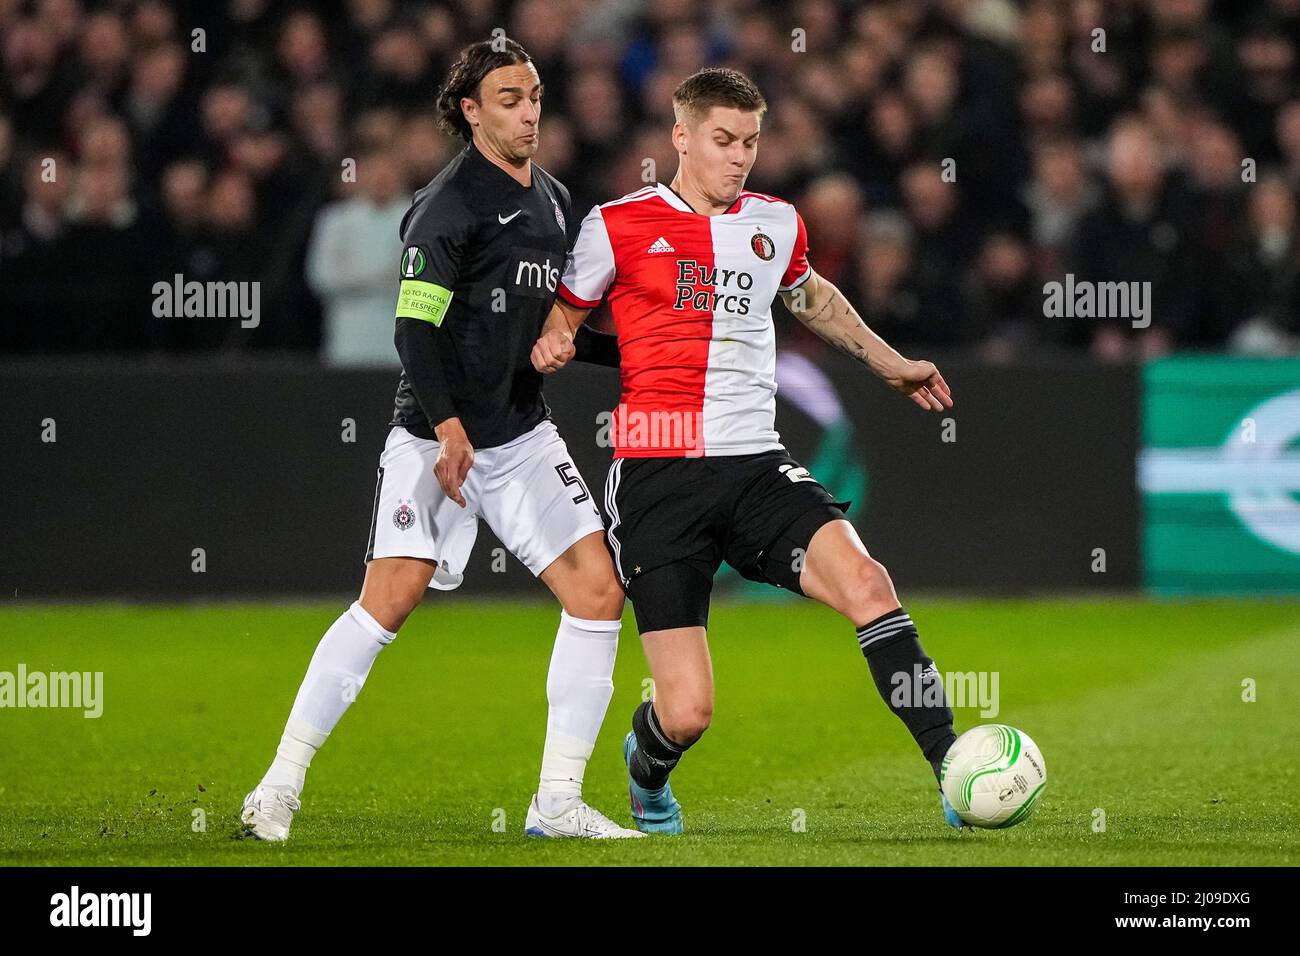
[601, 449, 850, 633]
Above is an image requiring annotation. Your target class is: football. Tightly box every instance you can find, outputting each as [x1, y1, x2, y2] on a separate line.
[940, 725, 1048, 829]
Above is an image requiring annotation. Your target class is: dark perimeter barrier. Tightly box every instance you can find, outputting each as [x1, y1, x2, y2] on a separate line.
[0, 354, 1140, 598]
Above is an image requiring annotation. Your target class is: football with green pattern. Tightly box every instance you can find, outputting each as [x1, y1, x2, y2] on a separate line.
[941, 725, 1047, 829]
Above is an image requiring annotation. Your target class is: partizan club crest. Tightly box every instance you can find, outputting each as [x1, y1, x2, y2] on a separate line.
[553, 200, 566, 233]
[392, 500, 417, 531]
[750, 230, 775, 261]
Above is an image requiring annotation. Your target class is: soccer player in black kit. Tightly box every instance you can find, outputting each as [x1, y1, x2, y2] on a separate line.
[241, 39, 643, 841]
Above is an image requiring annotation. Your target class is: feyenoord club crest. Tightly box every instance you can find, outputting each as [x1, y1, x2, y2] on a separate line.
[392, 501, 417, 531]
[751, 230, 775, 261]
[553, 200, 566, 233]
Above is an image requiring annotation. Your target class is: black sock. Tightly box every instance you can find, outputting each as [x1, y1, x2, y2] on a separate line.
[857, 607, 957, 783]
[629, 699, 689, 790]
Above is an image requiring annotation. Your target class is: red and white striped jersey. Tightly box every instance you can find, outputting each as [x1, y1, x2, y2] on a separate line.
[558, 182, 812, 458]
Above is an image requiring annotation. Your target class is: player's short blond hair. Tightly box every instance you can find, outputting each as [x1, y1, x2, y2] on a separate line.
[672, 68, 767, 128]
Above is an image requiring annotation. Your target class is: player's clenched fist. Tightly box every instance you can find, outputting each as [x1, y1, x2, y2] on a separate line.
[433, 417, 474, 507]
[531, 328, 576, 373]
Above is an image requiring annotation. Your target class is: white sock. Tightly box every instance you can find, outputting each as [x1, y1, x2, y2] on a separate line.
[260, 601, 395, 793]
[536, 611, 620, 817]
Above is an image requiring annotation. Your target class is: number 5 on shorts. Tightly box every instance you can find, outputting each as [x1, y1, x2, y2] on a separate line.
[554, 462, 591, 505]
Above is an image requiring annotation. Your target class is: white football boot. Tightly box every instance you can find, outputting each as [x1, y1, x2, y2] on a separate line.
[240, 785, 301, 842]
[524, 794, 646, 839]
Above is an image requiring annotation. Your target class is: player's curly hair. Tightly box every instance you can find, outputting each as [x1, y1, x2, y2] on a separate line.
[435, 37, 533, 141]
[672, 67, 768, 127]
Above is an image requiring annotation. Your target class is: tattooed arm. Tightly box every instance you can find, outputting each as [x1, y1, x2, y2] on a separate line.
[778, 269, 953, 412]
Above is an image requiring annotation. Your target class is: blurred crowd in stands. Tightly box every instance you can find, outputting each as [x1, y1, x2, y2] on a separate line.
[3, 0, 1300, 365]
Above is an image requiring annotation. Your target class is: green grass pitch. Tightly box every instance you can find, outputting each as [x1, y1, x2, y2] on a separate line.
[1, 597, 1296, 866]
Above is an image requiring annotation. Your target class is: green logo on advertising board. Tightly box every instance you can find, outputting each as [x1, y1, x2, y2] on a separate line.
[1139, 357, 1300, 594]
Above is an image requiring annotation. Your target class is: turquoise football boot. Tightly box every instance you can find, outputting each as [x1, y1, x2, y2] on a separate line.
[938, 745, 971, 830]
[940, 789, 970, 830]
[623, 731, 684, 834]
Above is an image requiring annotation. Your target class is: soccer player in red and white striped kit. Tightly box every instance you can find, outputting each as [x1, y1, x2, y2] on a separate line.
[531, 67, 967, 833]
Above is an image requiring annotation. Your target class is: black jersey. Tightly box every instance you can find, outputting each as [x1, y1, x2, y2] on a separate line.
[389, 139, 573, 447]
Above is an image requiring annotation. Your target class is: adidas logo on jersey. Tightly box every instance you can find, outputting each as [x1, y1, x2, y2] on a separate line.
[647, 236, 675, 254]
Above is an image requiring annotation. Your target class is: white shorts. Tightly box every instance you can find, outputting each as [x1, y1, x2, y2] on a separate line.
[364, 419, 605, 589]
